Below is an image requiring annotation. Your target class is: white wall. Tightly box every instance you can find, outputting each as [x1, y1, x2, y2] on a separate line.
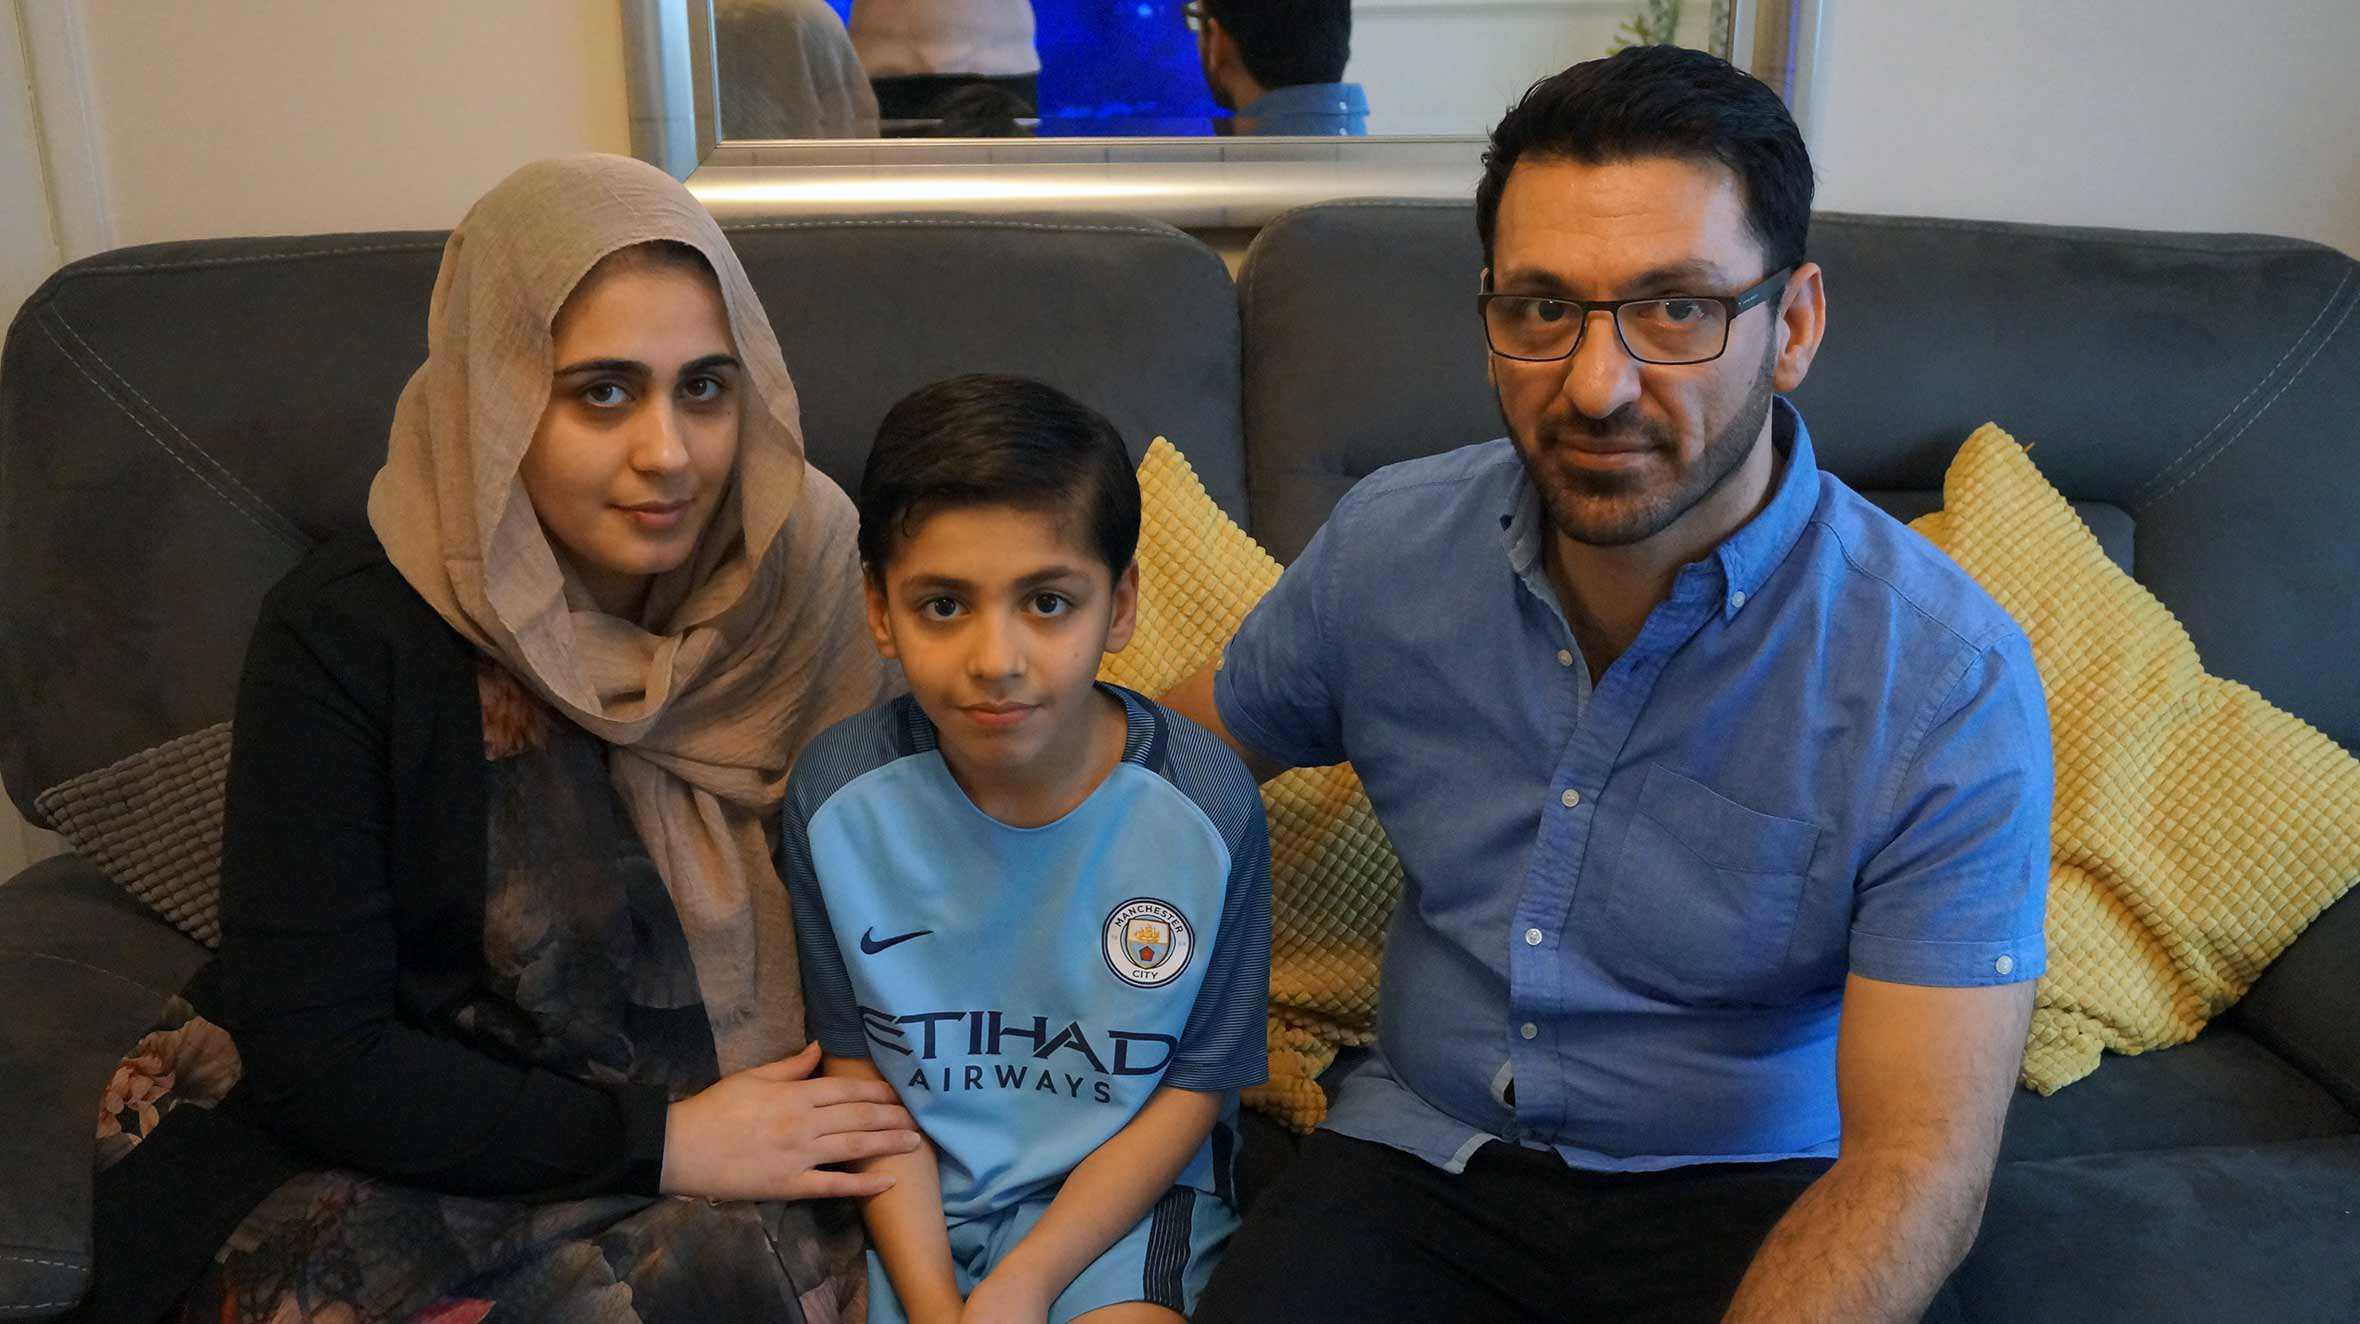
[1348, 0, 1720, 136]
[79, 0, 632, 245]
[1, 6, 63, 879]
[1, 6, 60, 326]
[1811, 0, 2360, 255]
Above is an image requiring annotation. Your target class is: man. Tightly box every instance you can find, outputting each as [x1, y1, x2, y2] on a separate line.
[1171, 45, 2052, 1324]
[1186, 0, 1367, 136]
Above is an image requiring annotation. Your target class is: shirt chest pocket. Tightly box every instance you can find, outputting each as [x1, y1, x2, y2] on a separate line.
[1597, 764, 1823, 1006]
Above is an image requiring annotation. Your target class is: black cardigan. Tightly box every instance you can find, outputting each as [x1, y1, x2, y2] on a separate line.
[98, 538, 668, 1322]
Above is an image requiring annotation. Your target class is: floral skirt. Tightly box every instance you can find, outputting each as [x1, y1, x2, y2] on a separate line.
[176, 1170, 866, 1324]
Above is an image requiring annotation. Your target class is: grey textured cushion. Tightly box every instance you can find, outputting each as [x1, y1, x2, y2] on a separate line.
[0, 215, 1245, 819]
[0, 856, 209, 1315]
[34, 723, 231, 947]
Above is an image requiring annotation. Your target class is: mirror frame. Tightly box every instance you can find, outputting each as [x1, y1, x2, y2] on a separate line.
[624, 0, 1826, 226]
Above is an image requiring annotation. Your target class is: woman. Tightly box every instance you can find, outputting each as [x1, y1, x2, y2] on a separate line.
[96, 154, 915, 1324]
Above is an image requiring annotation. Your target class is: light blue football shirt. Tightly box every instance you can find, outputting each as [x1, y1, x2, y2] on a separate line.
[784, 685, 1272, 1223]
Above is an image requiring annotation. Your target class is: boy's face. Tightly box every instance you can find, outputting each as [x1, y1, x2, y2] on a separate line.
[865, 502, 1138, 786]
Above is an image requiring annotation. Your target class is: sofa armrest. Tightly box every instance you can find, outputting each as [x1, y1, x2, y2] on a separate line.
[2230, 883, 2360, 1116]
[0, 855, 209, 1320]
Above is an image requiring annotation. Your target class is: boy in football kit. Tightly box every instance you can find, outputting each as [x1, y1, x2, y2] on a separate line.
[782, 375, 1272, 1324]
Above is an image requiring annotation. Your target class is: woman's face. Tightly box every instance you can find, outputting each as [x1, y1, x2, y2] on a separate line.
[521, 252, 743, 617]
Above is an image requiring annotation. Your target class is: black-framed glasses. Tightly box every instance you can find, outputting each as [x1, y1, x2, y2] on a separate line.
[1182, 2, 1208, 32]
[1477, 267, 1792, 365]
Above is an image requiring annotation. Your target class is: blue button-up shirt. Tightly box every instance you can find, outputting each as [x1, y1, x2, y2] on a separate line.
[1215, 401, 2052, 1173]
[1232, 81, 1369, 136]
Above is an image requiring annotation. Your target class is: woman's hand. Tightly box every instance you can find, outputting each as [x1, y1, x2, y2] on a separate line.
[660, 1042, 921, 1201]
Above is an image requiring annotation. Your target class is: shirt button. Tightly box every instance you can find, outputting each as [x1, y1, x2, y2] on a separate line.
[1560, 789, 1580, 808]
[1995, 955, 2015, 976]
[1555, 648, 1574, 667]
[1730, 590, 1747, 610]
[1524, 927, 1543, 946]
[1520, 1022, 1538, 1040]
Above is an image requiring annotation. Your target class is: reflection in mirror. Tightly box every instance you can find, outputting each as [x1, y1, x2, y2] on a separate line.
[710, 1, 1735, 142]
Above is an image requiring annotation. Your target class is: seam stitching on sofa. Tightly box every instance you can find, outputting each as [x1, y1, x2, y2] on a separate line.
[1306, 198, 1466, 210]
[722, 217, 1175, 240]
[67, 240, 443, 275]
[0, 1253, 82, 1272]
[1812, 211, 2331, 255]
[0, 946, 178, 997]
[45, 311, 306, 546]
[31, 315, 307, 551]
[2133, 266, 2354, 505]
[0, 1304, 80, 1314]
[718, 216, 1229, 283]
[1259, 203, 2335, 254]
[2137, 281, 2357, 511]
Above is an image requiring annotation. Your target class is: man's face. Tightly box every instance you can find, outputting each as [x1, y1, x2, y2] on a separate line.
[1487, 155, 1802, 549]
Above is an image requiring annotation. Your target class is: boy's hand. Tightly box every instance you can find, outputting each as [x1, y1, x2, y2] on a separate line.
[660, 1042, 921, 1201]
[959, 1266, 1055, 1324]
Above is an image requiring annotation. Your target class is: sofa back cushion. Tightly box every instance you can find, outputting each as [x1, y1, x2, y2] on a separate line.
[1236, 201, 2360, 755]
[0, 215, 1245, 814]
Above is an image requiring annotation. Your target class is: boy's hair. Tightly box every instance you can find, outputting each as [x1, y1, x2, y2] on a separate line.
[1202, 0, 1353, 90]
[1475, 45, 1814, 273]
[857, 373, 1140, 577]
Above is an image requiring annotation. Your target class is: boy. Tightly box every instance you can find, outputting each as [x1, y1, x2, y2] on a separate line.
[782, 374, 1272, 1324]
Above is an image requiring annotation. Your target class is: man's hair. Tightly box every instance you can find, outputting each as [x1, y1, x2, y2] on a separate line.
[857, 373, 1140, 577]
[1203, 0, 1352, 90]
[1475, 45, 1813, 273]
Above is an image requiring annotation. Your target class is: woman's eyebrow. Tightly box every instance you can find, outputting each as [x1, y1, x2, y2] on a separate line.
[682, 353, 743, 375]
[553, 357, 649, 378]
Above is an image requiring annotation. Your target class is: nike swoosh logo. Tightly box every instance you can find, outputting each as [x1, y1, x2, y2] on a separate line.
[860, 926, 933, 955]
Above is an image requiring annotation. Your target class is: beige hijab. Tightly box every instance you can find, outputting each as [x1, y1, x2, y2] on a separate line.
[369, 154, 891, 1075]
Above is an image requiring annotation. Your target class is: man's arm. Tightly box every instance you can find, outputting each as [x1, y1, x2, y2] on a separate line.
[1722, 974, 2030, 1323]
[824, 1056, 965, 1324]
[960, 1086, 1225, 1323]
[1162, 659, 1289, 784]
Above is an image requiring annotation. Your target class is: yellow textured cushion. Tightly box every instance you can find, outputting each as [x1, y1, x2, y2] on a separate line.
[1911, 424, 2360, 1093]
[1100, 438, 1402, 1130]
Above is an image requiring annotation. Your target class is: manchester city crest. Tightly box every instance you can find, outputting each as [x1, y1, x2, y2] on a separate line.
[1103, 898, 1194, 987]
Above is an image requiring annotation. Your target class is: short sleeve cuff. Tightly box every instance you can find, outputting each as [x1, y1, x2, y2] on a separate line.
[1848, 928, 2047, 987]
[814, 1021, 873, 1062]
[1212, 658, 1304, 770]
[1162, 1050, 1269, 1094]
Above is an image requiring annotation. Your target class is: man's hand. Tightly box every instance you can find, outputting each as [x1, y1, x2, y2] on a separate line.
[1722, 975, 2031, 1323]
[659, 1041, 920, 1201]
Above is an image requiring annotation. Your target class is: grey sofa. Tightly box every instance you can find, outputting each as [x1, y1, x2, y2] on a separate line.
[4, 203, 2356, 1322]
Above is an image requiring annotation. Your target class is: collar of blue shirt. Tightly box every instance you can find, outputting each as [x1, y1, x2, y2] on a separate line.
[1233, 80, 1369, 135]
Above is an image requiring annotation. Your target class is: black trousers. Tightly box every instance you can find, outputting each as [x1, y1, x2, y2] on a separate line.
[1196, 1130, 1850, 1324]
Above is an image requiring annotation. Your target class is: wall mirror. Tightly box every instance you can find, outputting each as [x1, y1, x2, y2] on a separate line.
[624, 0, 1824, 226]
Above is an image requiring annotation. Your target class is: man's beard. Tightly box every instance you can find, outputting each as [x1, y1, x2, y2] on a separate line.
[1507, 345, 1777, 549]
